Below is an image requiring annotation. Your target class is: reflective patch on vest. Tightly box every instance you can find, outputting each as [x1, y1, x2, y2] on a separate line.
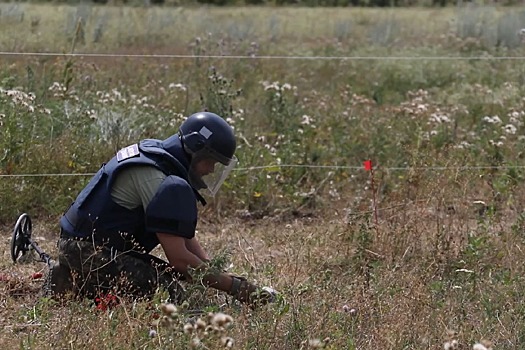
[116, 144, 140, 162]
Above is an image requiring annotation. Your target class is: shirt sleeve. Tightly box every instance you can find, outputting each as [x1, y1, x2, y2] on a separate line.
[145, 176, 197, 239]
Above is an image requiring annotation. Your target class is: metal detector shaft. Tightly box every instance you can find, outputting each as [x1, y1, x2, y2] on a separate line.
[29, 240, 53, 266]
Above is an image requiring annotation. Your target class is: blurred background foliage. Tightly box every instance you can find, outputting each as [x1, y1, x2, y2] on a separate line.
[1, 5, 525, 225]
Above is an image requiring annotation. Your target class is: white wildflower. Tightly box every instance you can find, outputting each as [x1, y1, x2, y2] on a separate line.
[308, 339, 324, 348]
[168, 83, 187, 92]
[510, 111, 520, 118]
[503, 124, 517, 134]
[483, 115, 502, 124]
[444, 340, 458, 350]
[262, 81, 281, 91]
[430, 113, 451, 123]
[221, 336, 234, 348]
[489, 139, 504, 147]
[301, 114, 314, 125]
[455, 141, 471, 149]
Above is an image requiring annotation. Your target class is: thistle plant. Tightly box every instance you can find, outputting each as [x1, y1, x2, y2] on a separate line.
[154, 302, 236, 349]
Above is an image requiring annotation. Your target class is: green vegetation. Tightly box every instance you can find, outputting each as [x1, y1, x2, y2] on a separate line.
[1, 4, 525, 349]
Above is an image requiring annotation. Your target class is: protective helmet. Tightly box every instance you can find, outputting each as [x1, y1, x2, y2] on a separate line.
[179, 112, 237, 196]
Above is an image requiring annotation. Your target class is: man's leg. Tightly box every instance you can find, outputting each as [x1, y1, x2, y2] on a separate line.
[54, 238, 184, 302]
[123, 251, 186, 302]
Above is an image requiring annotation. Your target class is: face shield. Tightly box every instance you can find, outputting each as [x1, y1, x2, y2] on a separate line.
[188, 148, 237, 197]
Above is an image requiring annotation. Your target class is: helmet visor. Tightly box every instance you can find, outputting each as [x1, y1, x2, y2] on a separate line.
[188, 152, 237, 197]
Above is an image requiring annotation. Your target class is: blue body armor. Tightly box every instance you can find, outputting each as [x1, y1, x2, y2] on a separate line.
[60, 136, 205, 253]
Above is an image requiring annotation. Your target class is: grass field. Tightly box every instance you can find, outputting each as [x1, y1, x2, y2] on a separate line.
[2, 4, 525, 349]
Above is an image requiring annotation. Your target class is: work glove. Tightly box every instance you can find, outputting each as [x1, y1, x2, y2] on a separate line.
[229, 276, 278, 308]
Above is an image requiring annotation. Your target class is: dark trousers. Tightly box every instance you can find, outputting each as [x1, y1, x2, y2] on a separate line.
[56, 238, 184, 302]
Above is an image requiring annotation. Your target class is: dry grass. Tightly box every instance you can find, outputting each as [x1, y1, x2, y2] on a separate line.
[2, 201, 525, 349]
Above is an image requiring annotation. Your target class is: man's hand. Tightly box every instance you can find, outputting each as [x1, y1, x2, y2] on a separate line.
[229, 276, 278, 307]
[260, 286, 279, 302]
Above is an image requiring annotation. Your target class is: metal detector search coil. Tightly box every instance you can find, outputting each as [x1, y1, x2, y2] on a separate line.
[11, 213, 53, 266]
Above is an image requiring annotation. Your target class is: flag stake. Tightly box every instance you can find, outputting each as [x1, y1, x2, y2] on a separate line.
[363, 160, 379, 226]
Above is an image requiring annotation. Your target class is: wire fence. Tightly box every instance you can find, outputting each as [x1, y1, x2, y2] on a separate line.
[1, 164, 524, 178]
[1, 51, 525, 60]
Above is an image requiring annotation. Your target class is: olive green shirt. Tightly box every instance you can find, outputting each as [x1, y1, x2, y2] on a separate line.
[110, 165, 167, 211]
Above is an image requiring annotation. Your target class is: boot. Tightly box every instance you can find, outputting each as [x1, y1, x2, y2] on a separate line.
[42, 261, 75, 297]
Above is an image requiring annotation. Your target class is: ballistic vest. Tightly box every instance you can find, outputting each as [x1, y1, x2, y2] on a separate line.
[60, 136, 203, 253]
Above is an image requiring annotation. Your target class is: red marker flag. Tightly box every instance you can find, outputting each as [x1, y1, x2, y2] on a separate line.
[363, 160, 372, 171]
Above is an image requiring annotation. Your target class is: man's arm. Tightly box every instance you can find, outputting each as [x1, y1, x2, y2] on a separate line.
[157, 233, 233, 293]
[185, 237, 210, 262]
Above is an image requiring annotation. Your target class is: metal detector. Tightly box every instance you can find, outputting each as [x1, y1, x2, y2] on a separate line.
[11, 213, 54, 266]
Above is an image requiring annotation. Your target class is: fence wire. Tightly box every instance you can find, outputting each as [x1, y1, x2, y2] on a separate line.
[1, 51, 525, 60]
[1, 164, 524, 178]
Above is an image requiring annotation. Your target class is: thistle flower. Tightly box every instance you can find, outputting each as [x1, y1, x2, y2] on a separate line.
[195, 318, 207, 331]
[189, 337, 201, 349]
[221, 336, 234, 348]
[160, 303, 178, 317]
[183, 323, 194, 334]
[210, 312, 233, 328]
[159, 315, 172, 327]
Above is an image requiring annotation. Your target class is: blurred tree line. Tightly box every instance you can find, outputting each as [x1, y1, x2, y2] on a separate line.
[1, 0, 521, 7]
